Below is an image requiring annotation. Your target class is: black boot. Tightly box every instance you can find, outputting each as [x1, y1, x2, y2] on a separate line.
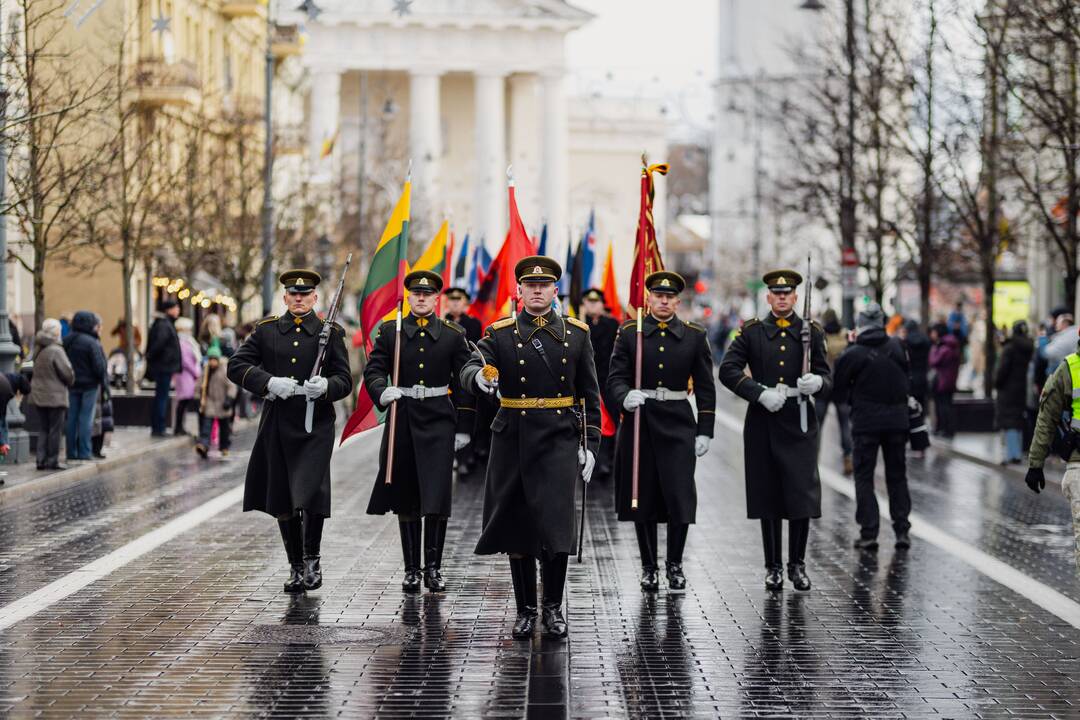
[761, 519, 783, 591]
[666, 522, 690, 591]
[277, 517, 305, 594]
[787, 518, 811, 591]
[399, 519, 422, 593]
[540, 553, 568, 639]
[302, 512, 325, 590]
[423, 515, 447, 592]
[509, 557, 538, 639]
[635, 522, 659, 592]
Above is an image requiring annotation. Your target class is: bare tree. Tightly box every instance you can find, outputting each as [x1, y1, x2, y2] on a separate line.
[1003, 0, 1080, 310]
[5, 0, 107, 331]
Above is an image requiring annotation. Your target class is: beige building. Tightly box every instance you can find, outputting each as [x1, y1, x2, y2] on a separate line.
[26, 0, 308, 348]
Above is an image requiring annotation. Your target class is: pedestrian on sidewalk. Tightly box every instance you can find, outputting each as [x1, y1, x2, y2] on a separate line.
[607, 271, 716, 593]
[815, 308, 854, 475]
[365, 271, 474, 595]
[929, 324, 960, 438]
[718, 269, 831, 593]
[995, 320, 1034, 465]
[172, 317, 202, 436]
[29, 319, 74, 470]
[900, 319, 931, 412]
[62, 311, 106, 461]
[145, 300, 181, 437]
[195, 346, 236, 458]
[461, 257, 601, 640]
[228, 269, 352, 595]
[832, 303, 913, 551]
[1025, 326, 1080, 573]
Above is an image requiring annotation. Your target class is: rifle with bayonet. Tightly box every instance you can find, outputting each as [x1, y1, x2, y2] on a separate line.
[799, 254, 812, 434]
[305, 253, 352, 433]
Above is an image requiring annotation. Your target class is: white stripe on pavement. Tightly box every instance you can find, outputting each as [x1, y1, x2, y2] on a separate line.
[715, 410, 1080, 630]
[0, 484, 245, 631]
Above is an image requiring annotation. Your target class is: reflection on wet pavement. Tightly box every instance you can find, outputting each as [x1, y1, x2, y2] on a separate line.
[0, 401, 1077, 718]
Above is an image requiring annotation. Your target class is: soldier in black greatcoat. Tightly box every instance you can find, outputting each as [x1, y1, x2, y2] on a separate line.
[228, 269, 353, 594]
[718, 270, 831, 592]
[461, 256, 601, 640]
[364, 271, 475, 593]
[582, 288, 620, 479]
[608, 272, 716, 592]
[443, 286, 484, 475]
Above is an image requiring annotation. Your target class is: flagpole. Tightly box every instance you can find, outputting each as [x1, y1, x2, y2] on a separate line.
[631, 154, 648, 511]
[385, 161, 412, 486]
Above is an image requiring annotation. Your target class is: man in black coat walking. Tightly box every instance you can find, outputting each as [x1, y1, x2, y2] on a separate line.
[145, 300, 181, 437]
[607, 272, 715, 592]
[582, 288, 620, 478]
[461, 256, 601, 641]
[832, 303, 913, 551]
[228, 269, 352, 594]
[718, 269, 831, 592]
[443, 286, 483, 475]
[366, 271, 475, 593]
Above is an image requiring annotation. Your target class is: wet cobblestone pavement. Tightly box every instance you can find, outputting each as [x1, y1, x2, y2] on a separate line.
[0, 398, 1079, 717]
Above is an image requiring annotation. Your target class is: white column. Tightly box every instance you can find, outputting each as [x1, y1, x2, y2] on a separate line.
[541, 71, 568, 263]
[410, 71, 443, 233]
[474, 71, 506, 251]
[308, 69, 342, 183]
[508, 74, 540, 226]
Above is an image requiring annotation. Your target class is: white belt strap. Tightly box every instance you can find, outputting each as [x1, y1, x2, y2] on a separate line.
[399, 385, 449, 400]
[641, 388, 688, 402]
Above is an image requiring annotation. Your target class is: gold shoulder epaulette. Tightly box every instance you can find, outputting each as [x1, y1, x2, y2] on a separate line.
[686, 321, 706, 332]
[620, 319, 637, 331]
[444, 319, 465, 334]
[490, 317, 516, 331]
[256, 315, 278, 326]
[743, 318, 761, 329]
[566, 316, 589, 331]
[811, 320, 824, 332]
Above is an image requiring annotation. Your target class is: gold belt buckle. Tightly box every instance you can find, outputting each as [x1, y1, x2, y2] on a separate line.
[536, 398, 547, 408]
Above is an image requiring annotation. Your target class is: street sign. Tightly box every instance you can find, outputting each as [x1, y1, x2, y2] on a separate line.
[841, 247, 858, 266]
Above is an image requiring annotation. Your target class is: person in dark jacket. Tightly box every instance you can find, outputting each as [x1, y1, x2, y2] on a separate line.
[928, 323, 961, 438]
[145, 299, 181, 436]
[582, 287, 621, 479]
[995, 320, 1034, 464]
[62, 310, 107, 461]
[443, 286, 482, 475]
[833, 303, 913, 551]
[900, 319, 931, 410]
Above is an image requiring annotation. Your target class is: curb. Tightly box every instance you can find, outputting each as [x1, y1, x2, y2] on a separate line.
[0, 435, 192, 504]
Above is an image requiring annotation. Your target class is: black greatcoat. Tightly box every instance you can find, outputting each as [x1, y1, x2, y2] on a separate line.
[364, 314, 475, 517]
[228, 312, 353, 518]
[461, 310, 601, 557]
[607, 314, 716, 522]
[586, 314, 620, 414]
[717, 313, 831, 520]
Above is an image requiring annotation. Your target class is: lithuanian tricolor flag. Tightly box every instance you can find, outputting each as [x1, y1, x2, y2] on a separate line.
[340, 179, 410, 446]
[358, 180, 411, 355]
[413, 220, 453, 314]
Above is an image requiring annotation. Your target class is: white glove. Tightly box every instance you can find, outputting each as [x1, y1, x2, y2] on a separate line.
[454, 433, 471, 451]
[797, 373, 823, 395]
[623, 389, 647, 411]
[695, 435, 710, 457]
[380, 386, 404, 406]
[302, 376, 328, 399]
[579, 448, 596, 484]
[907, 395, 922, 413]
[757, 387, 785, 413]
[266, 376, 298, 400]
[475, 372, 497, 396]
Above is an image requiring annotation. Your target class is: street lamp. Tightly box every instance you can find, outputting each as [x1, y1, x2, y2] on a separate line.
[800, 0, 857, 330]
[261, 0, 323, 317]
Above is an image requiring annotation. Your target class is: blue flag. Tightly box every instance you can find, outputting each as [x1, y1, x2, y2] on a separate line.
[581, 209, 597, 290]
[537, 222, 548, 256]
[453, 233, 470, 287]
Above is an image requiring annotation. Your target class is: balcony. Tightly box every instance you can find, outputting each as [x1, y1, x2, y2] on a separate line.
[132, 58, 201, 109]
[271, 24, 304, 59]
[223, 93, 265, 123]
[221, 1, 266, 20]
[274, 124, 306, 155]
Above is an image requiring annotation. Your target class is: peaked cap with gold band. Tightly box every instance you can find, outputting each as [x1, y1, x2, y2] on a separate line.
[404, 269, 443, 293]
[582, 287, 605, 302]
[763, 269, 803, 294]
[443, 286, 471, 301]
[645, 270, 685, 295]
[514, 255, 562, 283]
[278, 269, 322, 293]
